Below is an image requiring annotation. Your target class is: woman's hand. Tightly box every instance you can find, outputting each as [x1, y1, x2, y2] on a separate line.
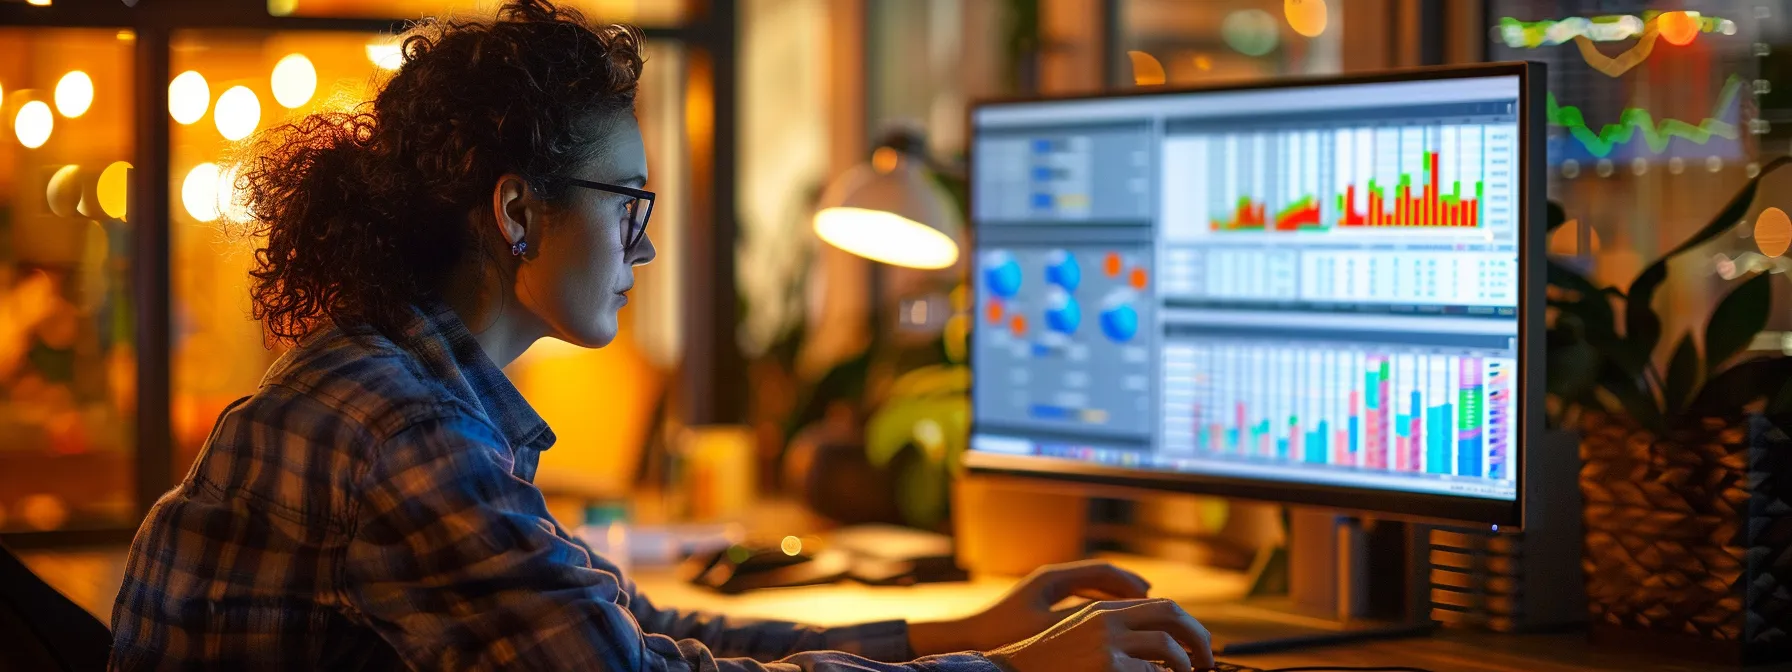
[909, 560, 1156, 655]
[987, 598, 1214, 672]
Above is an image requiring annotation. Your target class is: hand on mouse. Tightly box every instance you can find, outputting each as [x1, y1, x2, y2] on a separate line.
[984, 598, 1214, 672]
[910, 560, 1155, 655]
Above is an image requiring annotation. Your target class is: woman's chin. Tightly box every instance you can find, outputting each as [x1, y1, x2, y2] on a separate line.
[558, 320, 618, 349]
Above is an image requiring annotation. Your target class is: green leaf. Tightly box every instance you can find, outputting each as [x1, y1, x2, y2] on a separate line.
[1664, 334, 1700, 416]
[1623, 261, 1666, 372]
[1598, 357, 1663, 432]
[1547, 257, 1603, 297]
[1546, 200, 1568, 232]
[1704, 272, 1773, 375]
[1661, 155, 1791, 262]
[1546, 329, 1600, 405]
[1688, 356, 1792, 418]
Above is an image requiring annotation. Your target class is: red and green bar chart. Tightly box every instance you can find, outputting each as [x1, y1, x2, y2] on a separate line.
[1181, 123, 1514, 234]
[1162, 343, 1513, 480]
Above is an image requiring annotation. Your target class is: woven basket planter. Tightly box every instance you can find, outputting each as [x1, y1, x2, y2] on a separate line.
[1579, 411, 1792, 665]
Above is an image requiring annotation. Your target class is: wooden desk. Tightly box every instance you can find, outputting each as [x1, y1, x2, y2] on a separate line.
[633, 554, 1792, 672]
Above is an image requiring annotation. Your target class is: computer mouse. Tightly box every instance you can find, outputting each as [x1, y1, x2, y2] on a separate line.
[682, 543, 852, 594]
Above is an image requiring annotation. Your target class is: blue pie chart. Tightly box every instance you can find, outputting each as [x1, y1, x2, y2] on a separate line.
[1045, 287, 1080, 335]
[1099, 290, 1139, 342]
[1044, 249, 1080, 292]
[983, 250, 1022, 299]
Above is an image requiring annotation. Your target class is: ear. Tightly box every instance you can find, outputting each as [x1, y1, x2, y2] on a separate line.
[490, 174, 534, 252]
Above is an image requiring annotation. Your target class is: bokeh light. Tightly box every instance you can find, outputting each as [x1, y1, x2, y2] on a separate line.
[1222, 9, 1280, 57]
[218, 162, 254, 224]
[14, 100, 53, 149]
[366, 40, 404, 70]
[271, 53, 316, 109]
[1128, 51, 1166, 86]
[54, 70, 94, 118]
[1658, 11, 1699, 46]
[1284, 0, 1327, 38]
[19, 494, 68, 532]
[213, 86, 261, 141]
[98, 161, 131, 220]
[169, 71, 210, 125]
[182, 162, 222, 222]
[1756, 207, 1791, 258]
[46, 165, 84, 218]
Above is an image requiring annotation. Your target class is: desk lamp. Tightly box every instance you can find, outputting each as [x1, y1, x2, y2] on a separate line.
[813, 128, 962, 269]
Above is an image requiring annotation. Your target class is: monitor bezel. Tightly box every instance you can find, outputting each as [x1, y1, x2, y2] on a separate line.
[963, 62, 1544, 529]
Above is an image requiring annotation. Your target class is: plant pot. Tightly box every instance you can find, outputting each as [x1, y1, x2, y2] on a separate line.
[1578, 411, 1792, 665]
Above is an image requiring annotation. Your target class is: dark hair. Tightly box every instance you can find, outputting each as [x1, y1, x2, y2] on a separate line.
[237, 0, 644, 344]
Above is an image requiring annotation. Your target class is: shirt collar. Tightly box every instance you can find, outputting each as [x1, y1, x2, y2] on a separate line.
[399, 301, 557, 453]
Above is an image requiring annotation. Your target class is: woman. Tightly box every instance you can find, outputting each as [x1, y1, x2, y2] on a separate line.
[108, 2, 1211, 670]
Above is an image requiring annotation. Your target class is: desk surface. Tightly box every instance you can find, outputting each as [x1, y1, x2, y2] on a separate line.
[633, 554, 1792, 672]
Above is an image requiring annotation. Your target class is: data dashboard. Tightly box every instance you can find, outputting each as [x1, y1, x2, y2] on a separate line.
[970, 75, 1524, 502]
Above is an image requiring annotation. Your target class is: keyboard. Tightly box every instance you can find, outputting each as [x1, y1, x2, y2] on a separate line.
[1206, 662, 1266, 672]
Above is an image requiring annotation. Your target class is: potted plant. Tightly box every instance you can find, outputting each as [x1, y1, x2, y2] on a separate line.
[1549, 156, 1792, 664]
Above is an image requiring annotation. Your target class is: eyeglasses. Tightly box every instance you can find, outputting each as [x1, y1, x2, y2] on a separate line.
[564, 178, 654, 253]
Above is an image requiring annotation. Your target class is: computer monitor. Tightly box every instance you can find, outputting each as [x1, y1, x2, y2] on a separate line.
[965, 64, 1545, 528]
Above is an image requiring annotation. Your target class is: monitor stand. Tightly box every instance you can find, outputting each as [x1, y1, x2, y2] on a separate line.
[1201, 510, 1436, 656]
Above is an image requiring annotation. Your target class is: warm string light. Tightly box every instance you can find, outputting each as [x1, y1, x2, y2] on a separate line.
[366, 40, 404, 70]
[214, 86, 261, 141]
[1284, 0, 1327, 37]
[169, 71, 210, 125]
[14, 101, 53, 149]
[98, 161, 132, 220]
[182, 163, 222, 222]
[54, 71, 93, 118]
[271, 53, 316, 108]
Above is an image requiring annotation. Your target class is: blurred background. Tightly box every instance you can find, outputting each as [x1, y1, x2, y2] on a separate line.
[1, 0, 1789, 613]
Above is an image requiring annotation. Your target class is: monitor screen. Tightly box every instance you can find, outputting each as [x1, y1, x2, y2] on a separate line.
[967, 68, 1535, 520]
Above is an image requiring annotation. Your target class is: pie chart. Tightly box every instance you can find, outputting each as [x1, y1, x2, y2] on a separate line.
[1045, 249, 1081, 292]
[1045, 287, 1080, 335]
[1099, 289, 1139, 343]
[983, 250, 1023, 298]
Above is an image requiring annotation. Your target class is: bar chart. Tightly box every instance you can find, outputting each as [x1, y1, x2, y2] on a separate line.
[1162, 122, 1516, 238]
[1161, 341, 1514, 481]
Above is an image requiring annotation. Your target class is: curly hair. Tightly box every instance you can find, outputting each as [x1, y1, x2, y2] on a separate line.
[236, 0, 644, 344]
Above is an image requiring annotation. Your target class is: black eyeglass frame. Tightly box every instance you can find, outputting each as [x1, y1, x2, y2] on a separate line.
[564, 178, 655, 252]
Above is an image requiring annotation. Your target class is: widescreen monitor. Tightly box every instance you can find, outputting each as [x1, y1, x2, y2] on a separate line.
[965, 64, 1545, 526]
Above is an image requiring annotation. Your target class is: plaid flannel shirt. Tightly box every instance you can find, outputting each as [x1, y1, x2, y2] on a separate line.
[110, 301, 999, 672]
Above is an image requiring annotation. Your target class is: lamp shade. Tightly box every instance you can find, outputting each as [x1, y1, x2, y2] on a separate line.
[813, 155, 962, 270]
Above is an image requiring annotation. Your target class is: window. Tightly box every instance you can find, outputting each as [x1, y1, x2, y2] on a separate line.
[0, 28, 138, 533]
[1489, 1, 1789, 329]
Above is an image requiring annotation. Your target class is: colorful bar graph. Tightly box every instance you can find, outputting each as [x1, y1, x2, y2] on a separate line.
[1337, 152, 1484, 228]
[1487, 361, 1510, 480]
[1457, 358, 1486, 478]
[1211, 197, 1268, 230]
[1176, 343, 1513, 482]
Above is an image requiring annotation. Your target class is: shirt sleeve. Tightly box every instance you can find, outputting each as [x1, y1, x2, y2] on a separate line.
[618, 577, 915, 663]
[342, 414, 1003, 672]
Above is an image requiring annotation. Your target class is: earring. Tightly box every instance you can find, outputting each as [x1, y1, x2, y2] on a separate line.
[510, 239, 528, 256]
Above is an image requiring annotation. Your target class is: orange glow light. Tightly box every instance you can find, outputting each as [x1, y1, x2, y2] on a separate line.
[1129, 267, 1149, 290]
[986, 300, 1004, 324]
[1658, 11, 1698, 46]
[1756, 207, 1791, 258]
[1127, 51, 1166, 86]
[1104, 252, 1123, 277]
[1009, 315, 1028, 336]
